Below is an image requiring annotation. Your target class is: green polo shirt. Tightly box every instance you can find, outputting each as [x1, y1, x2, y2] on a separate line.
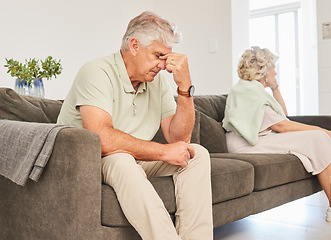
[57, 51, 177, 141]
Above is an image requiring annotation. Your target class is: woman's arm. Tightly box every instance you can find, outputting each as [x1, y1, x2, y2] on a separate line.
[270, 119, 331, 138]
[271, 87, 288, 116]
[267, 76, 288, 116]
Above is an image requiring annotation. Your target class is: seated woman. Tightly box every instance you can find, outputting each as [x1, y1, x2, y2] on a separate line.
[223, 46, 331, 222]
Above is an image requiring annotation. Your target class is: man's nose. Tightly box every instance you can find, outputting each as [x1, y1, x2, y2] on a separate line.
[158, 59, 166, 70]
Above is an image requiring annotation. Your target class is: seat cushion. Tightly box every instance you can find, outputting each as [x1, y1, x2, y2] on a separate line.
[210, 158, 254, 203]
[211, 153, 313, 191]
[101, 157, 254, 227]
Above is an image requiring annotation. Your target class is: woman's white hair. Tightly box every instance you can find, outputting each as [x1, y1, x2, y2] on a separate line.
[237, 46, 279, 81]
[120, 11, 181, 50]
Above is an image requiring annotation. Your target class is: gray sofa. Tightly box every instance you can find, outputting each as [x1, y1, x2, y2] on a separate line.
[0, 87, 327, 240]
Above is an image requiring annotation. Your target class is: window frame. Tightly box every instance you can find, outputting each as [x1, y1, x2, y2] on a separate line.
[250, 2, 301, 114]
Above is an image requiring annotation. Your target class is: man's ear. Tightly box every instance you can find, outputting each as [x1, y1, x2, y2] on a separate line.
[129, 37, 140, 56]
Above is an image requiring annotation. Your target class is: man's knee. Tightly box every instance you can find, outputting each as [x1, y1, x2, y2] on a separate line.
[103, 153, 135, 172]
[191, 144, 210, 161]
[189, 144, 211, 169]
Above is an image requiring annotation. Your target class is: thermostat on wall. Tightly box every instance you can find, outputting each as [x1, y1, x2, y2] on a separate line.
[322, 22, 331, 39]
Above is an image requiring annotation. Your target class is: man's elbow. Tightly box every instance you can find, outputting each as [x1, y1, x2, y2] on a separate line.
[167, 133, 192, 144]
[100, 140, 117, 157]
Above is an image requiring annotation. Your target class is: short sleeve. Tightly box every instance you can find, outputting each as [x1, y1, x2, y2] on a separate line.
[74, 62, 114, 116]
[260, 105, 285, 132]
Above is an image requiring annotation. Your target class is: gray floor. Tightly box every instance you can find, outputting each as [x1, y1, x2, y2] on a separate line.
[214, 191, 331, 240]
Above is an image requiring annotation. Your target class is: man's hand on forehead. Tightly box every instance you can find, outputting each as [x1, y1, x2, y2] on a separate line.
[159, 53, 192, 89]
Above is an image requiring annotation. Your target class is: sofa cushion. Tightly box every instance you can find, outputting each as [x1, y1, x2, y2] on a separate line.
[211, 153, 313, 191]
[101, 157, 254, 227]
[193, 95, 227, 122]
[199, 112, 227, 153]
[210, 158, 254, 203]
[0, 88, 62, 123]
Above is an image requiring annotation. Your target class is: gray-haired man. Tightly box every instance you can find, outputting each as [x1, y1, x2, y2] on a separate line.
[57, 11, 213, 240]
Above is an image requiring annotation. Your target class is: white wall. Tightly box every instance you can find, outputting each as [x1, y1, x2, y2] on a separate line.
[1, 0, 326, 115]
[231, 0, 250, 84]
[0, 0, 154, 99]
[154, 0, 234, 95]
[316, 0, 331, 114]
[0, 0, 239, 100]
[300, 0, 319, 115]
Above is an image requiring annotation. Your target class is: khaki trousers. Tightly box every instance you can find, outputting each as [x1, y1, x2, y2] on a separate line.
[102, 144, 213, 240]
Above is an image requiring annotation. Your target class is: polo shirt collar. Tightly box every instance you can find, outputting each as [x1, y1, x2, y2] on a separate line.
[115, 51, 147, 94]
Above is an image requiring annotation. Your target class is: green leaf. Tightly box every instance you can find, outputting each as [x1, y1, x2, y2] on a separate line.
[4, 56, 63, 83]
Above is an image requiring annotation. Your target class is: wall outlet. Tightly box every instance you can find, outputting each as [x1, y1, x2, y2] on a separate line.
[322, 22, 331, 39]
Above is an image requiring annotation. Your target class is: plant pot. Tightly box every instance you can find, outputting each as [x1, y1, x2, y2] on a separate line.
[14, 78, 45, 98]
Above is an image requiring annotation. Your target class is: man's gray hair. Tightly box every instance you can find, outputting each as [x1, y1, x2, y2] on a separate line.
[120, 11, 181, 50]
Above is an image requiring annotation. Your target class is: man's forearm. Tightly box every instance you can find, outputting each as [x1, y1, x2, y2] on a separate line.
[168, 95, 195, 143]
[99, 125, 194, 168]
[100, 126, 165, 159]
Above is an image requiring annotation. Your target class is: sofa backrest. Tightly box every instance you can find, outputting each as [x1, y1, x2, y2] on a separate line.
[193, 95, 228, 153]
[0, 88, 62, 123]
[193, 95, 227, 122]
[0, 87, 228, 153]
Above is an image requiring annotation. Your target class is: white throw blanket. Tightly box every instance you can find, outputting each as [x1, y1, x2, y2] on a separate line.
[0, 120, 70, 186]
[222, 79, 287, 145]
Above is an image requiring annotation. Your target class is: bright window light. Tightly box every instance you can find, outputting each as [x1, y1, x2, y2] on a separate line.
[249, 0, 301, 115]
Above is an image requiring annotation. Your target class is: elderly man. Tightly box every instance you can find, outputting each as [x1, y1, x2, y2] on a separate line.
[57, 11, 213, 240]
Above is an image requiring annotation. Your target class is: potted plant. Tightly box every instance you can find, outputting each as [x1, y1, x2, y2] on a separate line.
[4, 56, 62, 97]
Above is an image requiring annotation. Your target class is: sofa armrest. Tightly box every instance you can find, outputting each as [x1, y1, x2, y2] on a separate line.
[0, 128, 103, 240]
[287, 115, 331, 131]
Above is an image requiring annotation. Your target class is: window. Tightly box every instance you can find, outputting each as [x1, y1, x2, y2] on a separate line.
[249, 0, 318, 115]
